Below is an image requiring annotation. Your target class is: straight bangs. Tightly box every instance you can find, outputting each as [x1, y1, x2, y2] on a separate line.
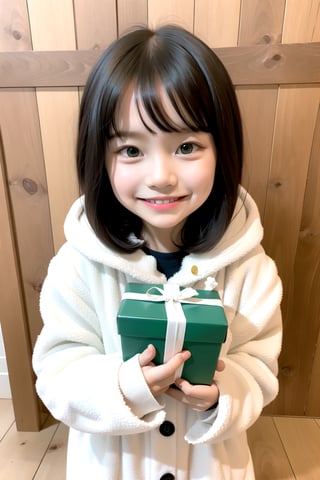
[108, 30, 217, 138]
[132, 66, 214, 136]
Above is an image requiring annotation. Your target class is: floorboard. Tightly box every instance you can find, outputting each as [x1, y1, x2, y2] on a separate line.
[247, 415, 294, 479]
[33, 423, 68, 480]
[273, 416, 320, 480]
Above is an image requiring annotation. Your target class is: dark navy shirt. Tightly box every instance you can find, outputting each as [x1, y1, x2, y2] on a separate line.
[143, 247, 186, 279]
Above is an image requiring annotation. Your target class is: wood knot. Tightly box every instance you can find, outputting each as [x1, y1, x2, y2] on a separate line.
[49, 444, 59, 451]
[22, 178, 38, 195]
[264, 52, 283, 69]
[272, 54, 282, 62]
[262, 34, 271, 44]
[272, 180, 283, 189]
[12, 30, 22, 40]
[280, 366, 294, 377]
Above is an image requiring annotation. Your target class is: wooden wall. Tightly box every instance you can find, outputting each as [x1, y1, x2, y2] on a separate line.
[0, 0, 319, 430]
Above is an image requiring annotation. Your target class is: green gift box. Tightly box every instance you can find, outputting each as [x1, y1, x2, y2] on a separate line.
[117, 283, 227, 385]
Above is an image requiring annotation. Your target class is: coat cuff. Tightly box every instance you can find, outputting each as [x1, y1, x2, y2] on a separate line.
[119, 354, 164, 418]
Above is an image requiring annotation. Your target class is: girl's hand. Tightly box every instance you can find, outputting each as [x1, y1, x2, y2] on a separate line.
[139, 344, 191, 397]
[166, 359, 225, 411]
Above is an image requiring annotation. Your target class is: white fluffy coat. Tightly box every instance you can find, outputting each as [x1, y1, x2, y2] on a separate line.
[33, 188, 282, 479]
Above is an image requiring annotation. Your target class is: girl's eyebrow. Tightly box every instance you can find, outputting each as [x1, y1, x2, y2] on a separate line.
[110, 127, 196, 140]
[109, 130, 147, 140]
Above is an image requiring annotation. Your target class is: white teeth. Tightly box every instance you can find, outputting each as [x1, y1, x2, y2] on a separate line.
[149, 198, 178, 204]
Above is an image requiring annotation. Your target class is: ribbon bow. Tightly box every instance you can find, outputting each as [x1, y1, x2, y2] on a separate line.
[146, 285, 198, 303]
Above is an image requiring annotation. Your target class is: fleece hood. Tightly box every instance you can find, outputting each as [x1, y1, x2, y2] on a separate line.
[63, 186, 263, 286]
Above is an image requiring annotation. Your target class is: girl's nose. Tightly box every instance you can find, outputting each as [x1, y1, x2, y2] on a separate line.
[145, 154, 178, 188]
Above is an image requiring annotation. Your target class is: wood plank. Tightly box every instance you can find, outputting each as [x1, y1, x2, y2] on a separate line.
[0, 418, 59, 479]
[194, 0, 241, 47]
[0, 132, 41, 431]
[238, 0, 286, 45]
[263, 86, 320, 415]
[28, 0, 80, 253]
[36, 88, 80, 252]
[283, 0, 320, 43]
[274, 417, 320, 480]
[118, 0, 148, 34]
[298, 105, 320, 416]
[34, 423, 68, 479]
[247, 415, 294, 479]
[73, 0, 117, 49]
[236, 86, 278, 218]
[148, 0, 194, 31]
[27, 0, 76, 50]
[0, 399, 15, 440]
[1, 43, 320, 88]
[0, 0, 32, 51]
[0, 0, 43, 433]
[263, 86, 320, 294]
[307, 335, 320, 415]
[0, 89, 55, 346]
[0, 50, 101, 87]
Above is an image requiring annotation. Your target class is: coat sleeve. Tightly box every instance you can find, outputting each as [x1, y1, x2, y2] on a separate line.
[32, 246, 166, 435]
[185, 245, 282, 444]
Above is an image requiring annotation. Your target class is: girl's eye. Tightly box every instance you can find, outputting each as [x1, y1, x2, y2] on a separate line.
[122, 146, 141, 157]
[177, 143, 195, 155]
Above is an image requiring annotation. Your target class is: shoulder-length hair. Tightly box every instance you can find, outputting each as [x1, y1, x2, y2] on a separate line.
[77, 25, 243, 253]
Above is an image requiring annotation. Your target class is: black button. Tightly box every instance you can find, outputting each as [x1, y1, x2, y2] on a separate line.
[160, 474, 175, 480]
[159, 420, 175, 437]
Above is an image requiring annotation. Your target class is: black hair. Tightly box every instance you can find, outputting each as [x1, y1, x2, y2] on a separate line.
[77, 25, 243, 253]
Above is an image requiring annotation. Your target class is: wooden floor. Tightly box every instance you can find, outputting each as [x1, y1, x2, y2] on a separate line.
[1, 399, 320, 479]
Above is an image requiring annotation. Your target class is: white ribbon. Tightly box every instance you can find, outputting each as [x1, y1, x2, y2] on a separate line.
[121, 284, 222, 379]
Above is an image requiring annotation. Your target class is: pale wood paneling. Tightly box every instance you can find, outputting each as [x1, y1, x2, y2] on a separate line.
[148, 0, 194, 31]
[235, 1, 281, 217]
[36, 89, 79, 252]
[0, 0, 320, 426]
[1, 43, 320, 88]
[0, 0, 32, 51]
[28, 1, 79, 252]
[27, 0, 76, 50]
[0, 133, 41, 431]
[263, 87, 320, 288]
[263, 86, 320, 415]
[283, 0, 320, 43]
[238, 0, 286, 45]
[236, 86, 278, 218]
[195, 0, 241, 47]
[0, 90, 54, 345]
[297, 108, 320, 416]
[0, 2, 48, 432]
[118, 0, 148, 34]
[73, 0, 117, 49]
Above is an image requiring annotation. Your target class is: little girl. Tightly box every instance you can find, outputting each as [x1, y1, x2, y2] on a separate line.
[33, 25, 282, 479]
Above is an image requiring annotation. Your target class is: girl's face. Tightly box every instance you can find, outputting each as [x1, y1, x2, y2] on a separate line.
[106, 87, 216, 252]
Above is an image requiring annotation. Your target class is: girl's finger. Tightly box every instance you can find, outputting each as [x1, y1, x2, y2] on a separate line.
[139, 344, 156, 367]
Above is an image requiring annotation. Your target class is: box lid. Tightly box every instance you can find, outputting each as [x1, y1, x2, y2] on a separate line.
[117, 283, 227, 343]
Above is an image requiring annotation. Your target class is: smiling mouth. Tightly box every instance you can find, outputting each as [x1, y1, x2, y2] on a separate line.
[147, 198, 180, 205]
